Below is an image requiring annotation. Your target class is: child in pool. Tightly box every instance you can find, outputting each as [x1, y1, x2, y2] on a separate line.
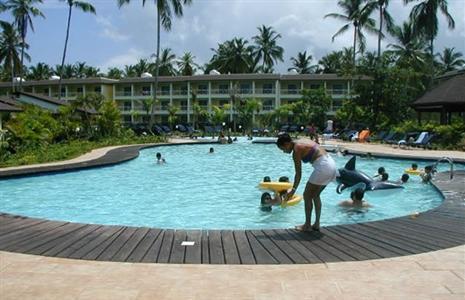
[260, 176, 290, 212]
[339, 188, 371, 208]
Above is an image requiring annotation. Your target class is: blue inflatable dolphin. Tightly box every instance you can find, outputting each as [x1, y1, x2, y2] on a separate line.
[336, 156, 404, 194]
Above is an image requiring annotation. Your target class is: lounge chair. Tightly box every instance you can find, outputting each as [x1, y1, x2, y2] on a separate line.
[370, 131, 387, 142]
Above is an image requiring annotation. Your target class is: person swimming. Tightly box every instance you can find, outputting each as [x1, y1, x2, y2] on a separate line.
[260, 176, 290, 212]
[339, 187, 371, 208]
[156, 152, 166, 164]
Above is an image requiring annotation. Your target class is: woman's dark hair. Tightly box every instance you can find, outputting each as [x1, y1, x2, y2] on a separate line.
[276, 133, 292, 147]
[350, 188, 365, 201]
[263, 176, 271, 182]
[278, 176, 289, 182]
[377, 167, 385, 175]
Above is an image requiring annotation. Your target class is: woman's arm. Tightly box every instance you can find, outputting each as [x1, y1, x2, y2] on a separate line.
[288, 149, 302, 198]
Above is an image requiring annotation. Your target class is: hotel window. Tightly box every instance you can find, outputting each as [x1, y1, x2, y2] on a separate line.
[219, 84, 229, 94]
[180, 86, 188, 95]
[161, 86, 170, 95]
[77, 87, 83, 94]
[161, 100, 170, 110]
[287, 84, 297, 94]
[43, 88, 49, 95]
[198, 84, 208, 94]
[61, 87, 66, 97]
[332, 84, 344, 95]
[94, 86, 102, 93]
[180, 100, 188, 110]
[142, 86, 151, 96]
[123, 86, 131, 96]
[263, 83, 273, 94]
[310, 84, 321, 90]
[240, 83, 251, 94]
[123, 101, 132, 111]
[263, 99, 273, 110]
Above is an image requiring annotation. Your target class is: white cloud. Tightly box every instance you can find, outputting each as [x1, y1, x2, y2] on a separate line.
[99, 48, 146, 71]
[96, 16, 129, 42]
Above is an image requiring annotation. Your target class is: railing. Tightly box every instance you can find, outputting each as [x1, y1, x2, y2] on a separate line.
[327, 89, 349, 96]
[66, 92, 84, 98]
[280, 89, 301, 95]
[434, 157, 454, 179]
[262, 105, 274, 111]
[115, 91, 132, 97]
[210, 89, 230, 95]
[172, 90, 188, 96]
[258, 89, 275, 94]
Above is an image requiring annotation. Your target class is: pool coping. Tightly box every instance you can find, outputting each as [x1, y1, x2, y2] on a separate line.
[0, 141, 464, 264]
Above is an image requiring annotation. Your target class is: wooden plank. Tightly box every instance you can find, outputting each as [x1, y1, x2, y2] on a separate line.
[39, 224, 102, 256]
[141, 230, 165, 263]
[208, 230, 225, 264]
[325, 227, 401, 258]
[201, 230, 209, 264]
[0, 221, 68, 249]
[233, 230, 255, 264]
[272, 229, 323, 264]
[394, 218, 465, 238]
[221, 230, 240, 264]
[245, 230, 276, 264]
[67, 226, 123, 259]
[316, 228, 379, 260]
[127, 228, 162, 263]
[6, 223, 86, 253]
[251, 230, 292, 264]
[112, 227, 151, 262]
[97, 227, 139, 261]
[81, 227, 126, 260]
[264, 230, 308, 264]
[169, 230, 187, 264]
[55, 225, 114, 258]
[184, 230, 202, 264]
[0, 217, 47, 235]
[157, 229, 174, 263]
[287, 230, 355, 262]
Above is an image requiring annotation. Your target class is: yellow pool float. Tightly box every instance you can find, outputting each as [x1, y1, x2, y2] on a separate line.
[405, 168, 422, 175]
[259, 181, 293, 192]
[281, 195, 303, 208]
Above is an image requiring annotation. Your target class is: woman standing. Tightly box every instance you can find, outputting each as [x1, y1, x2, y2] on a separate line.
[276, 134, 337, 232]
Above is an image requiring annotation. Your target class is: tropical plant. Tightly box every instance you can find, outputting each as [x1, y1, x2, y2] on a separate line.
[273, 103, 293, 125]
[367, 0, 394, 59]
[118, 0, 192, 129]
[155, 48, 177, 76]
[27, 62, 52, 80]
[209, 105, 227, 135]
[58, 0, 96, 99]
[54, 63, 75, 79]
[167, 104, 179, 130]
[177, 52, 198, 76]
[405, 0, 455, 83]
[325, 0, 378, 66]
[235, 98, 262, 133]
[387, 21, 427, 69]
[123, 65, 136, 77]
[96, 99, 121, 137]
[288, 51, 317, 74]
[132, 58, 151, 77]
[0, 21, 29, 89]
[73, 93, 103, 136]
[106, 67, 124, 79]
[5, 0, 45, 91]
[292, 89, 331, 127]
[252, 25, 284, 73]
[208, 38, 255, 74]
[436, 47, 464, 73]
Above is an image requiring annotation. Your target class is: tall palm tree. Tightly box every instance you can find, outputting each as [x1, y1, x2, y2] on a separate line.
[387, 21, 427, 68]
[0, 21, 29, 91]
[133, 58, 151, 77]
[106, 67, 123, 79]
[367, 0, 394, 59]
[58, 0, 96, 100]
[118, 0, 192, 129]
[437, 47, 465, 73]
[177, 52, 198, 76]
[28, 62, 52, 80]
[252, 25, 284, 73]
[5, 0, 45, 92]
[209, 38, 254, 74]
[405, 0, 455, 82]
[288, 51, 317, 74]
[154, 48, 177, 76]
[325, 0, 378, 66]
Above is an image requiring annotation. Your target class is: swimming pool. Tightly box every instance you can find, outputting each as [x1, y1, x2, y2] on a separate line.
[0, 140, 461, 229]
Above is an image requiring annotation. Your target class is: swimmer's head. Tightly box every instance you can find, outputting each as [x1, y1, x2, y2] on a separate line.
[278, 176, 289, 182]
[263, 176, 271, 182]
[350, 188, 365, 202]
[209, 147, 214, 153]
[156, 152, 162, 159]
[381, 172, 389, 181]
[425, 165, 433, 173]
[401, 173, 409, 183]
[377, 167, 386, 175]
[412, 163, 418, 170]
[260, 192, 272, 212]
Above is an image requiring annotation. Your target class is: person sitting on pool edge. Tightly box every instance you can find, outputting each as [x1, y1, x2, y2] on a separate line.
[156, 152, 166, 164]
[260, 176, 290, 212]
[339, 187, 371, 208]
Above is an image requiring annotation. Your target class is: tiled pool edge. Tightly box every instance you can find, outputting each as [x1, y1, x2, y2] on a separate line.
[0, 143, 464, 264]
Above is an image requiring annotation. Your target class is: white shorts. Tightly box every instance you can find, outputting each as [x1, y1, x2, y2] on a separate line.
[308, 154, 338, 186]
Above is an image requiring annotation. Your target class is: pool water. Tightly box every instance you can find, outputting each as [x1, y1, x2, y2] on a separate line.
[0, 139, 460, 229]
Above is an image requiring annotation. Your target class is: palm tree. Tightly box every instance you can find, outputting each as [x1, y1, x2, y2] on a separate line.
[325, 0, 378, 66]
[155, 48, 177, 76]
[387, 21, 427, 68]
[252, 25, 284, 73]
[405, 0, 455, 82]
[167, 104, 179, 130]
[106, 67, 123, 79]
[5, 0, 45, 92]
[133, 58, 151, 77]
[367, 0, 394, 59]
[177, 52, 198, 76]
[28, 62, 52, 80]
[74, 61, 87, 78]
[288, 51, 317, 74]
[0, 21, 29, 91]
[437, 47, 464, 73]
[123, 65, 136, 78]
[118, 0, 192, 130]
[54, 63, 76, 79]
[58, 0, 96, 100]
[209, 38, 254, 74]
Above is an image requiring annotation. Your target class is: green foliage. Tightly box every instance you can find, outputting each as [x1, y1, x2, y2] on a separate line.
[96, 99, 121, 137]
[292, 89, 331, 127]
[235, 98, 262, 132]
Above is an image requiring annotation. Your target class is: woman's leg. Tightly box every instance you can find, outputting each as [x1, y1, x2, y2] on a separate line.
[312, 185, 326, 231]
[296, 182, 323, 232]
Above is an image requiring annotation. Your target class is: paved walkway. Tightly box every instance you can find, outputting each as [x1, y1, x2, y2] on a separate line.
[1, 138, 464, 299]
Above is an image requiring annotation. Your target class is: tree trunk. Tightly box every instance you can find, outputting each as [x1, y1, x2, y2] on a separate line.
[430, 38, 434, 87]
[353, 26, 357, 68]
[377, 6, 383, 60]
[19, 22, 25, 93]
[10, 56, 15, 94]
[58, 5, 73, 101]
[149, 12, 161, 131]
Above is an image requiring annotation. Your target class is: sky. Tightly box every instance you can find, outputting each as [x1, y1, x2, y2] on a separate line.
[1, 0, 464, 74]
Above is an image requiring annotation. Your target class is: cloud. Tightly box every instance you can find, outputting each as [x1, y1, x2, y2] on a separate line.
[96, 16, 129, 42]
[99, 48, 146, 71]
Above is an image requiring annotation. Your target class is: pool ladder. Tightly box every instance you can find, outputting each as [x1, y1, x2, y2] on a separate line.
[434, 157, 454, 180]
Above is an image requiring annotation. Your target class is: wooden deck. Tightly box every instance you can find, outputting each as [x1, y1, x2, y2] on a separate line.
[0, 144, 464, 264]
